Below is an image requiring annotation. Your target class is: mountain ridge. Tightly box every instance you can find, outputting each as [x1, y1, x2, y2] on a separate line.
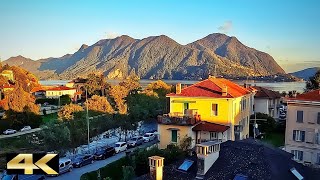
[3, 33, 286, 80]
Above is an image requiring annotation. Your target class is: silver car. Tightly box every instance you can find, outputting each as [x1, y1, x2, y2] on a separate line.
[127, 136, 144, 147]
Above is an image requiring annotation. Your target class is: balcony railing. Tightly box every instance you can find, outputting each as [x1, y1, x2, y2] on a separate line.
[157, 112, 201, 125]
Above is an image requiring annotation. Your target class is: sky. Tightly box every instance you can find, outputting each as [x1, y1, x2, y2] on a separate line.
[0, 0, 319, 72]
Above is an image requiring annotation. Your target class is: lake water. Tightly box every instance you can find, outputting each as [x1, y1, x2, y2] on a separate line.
[39, 79, 306, 93]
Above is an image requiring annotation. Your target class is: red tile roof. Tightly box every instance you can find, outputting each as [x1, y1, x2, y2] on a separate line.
[167, 77, 251, 98]
[0, 84, 14, 89]
[192, 121, 229, 132]
[289, 89, 320, 102]
[253, 86, 281, 99]
[46, 86, 76, 91]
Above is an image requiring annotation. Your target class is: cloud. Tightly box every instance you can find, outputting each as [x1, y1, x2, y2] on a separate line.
[218, 21, 233, 34]
[105, 32, 120, 39]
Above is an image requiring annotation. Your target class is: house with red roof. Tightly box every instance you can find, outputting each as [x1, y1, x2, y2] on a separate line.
[32, 85, 81, 102]
[285, 89, 320, 167]
[157, 76, 256, 149]
[253, 86, 282, 119]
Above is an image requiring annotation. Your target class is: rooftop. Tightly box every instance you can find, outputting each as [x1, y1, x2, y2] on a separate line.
[136, 139, 320, 180]
[289, 89, 320, 102]
[253, 86, 281, 99]
[192, 121, 229, 132]
[46, 86, 76, 91]
[167, 77, 251, 98]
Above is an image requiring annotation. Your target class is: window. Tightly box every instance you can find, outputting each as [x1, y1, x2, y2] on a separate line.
[291, 150, 303, 161]
[183, 103, 189, 110]
[171, 130, 177, 143]
[210, 132, 218, 140]
[293, 130, 305, 142]
[297, 111, 303, 123]
[316, 133, 320, 145]
[211, 104, 218, 116]
[317, 113, 320, 124]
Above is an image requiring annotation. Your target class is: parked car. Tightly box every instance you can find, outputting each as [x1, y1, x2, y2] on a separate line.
[94, 146, 116, 160]
[20, 126, 32, 132]
[127, 136, 144, 147]
[3, 129, 17, 135]
[72, 154, 94, 168]
[143, 133, 155, 142]
[115, 142, 127, 153]
[1, 171, 45, 180]
[58, 157, 73, 174]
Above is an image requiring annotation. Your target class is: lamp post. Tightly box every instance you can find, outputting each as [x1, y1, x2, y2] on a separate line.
[86, 87, 90, 151]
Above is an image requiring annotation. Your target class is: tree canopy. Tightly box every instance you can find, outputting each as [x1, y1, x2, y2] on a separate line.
[84, 72, 110, 96]
[85, 95, 114, 114]
[58, 103, 84, 121]
[306, 70, 320, 91]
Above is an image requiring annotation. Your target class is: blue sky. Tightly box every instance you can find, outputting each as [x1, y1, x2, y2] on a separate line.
[0, 0, 319, 72]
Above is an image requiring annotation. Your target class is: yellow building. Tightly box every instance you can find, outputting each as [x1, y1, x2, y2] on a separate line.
[1, 70, 14, 81]
[45, 86, 78, 99]
[158, 77, 255, 149]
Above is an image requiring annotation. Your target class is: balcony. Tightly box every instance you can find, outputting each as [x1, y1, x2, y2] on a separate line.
[157, 112, 201, 125]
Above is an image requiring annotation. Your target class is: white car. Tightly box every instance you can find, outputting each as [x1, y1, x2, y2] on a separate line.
[20, 126, 32, 132]
[114, 142, 127, 153]
[143, 133, 155, 142]
[3, 129, 17, 135]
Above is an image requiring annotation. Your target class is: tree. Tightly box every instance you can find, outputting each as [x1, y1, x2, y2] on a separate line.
[60, 94, 71, 105]
[119, 71, 141, 94]
[84, 95, 114, 114]
[85, 73, 110, 96]
[0, 83, 39, 114]
[145, 80, 171, 97]
[306, 70, 320, 91]
[109, 85, 129, 114]
[122, 166, 135, 180]
[58, 104, 84, 121]
[250, 113, 276, 133]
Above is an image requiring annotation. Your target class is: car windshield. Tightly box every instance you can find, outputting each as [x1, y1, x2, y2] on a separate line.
[144, 134, 149, 137]
[115, 144, 121, 147]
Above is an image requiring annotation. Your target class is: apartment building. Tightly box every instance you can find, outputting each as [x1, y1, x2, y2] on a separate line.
[285, 89, 320, 167]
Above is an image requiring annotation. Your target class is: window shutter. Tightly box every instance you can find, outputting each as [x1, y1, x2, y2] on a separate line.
[318, 113, 320, 124]
[317, 133, 320, 144]
[300, 151, 303, 161]
[302, 131, 305, 142]
[293, 130, 296, 141]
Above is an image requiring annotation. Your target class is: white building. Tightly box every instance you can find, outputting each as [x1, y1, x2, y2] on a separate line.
[285, 90, 320, 167]
[253, 86, 282, 119]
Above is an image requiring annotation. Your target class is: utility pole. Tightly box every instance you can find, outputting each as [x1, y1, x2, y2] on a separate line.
[86, 87, 90, 151]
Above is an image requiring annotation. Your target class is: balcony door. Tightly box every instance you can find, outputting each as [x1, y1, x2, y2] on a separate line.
[183, 103, 189, 115]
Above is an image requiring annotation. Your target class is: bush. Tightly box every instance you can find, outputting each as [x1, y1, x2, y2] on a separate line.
[36, 98, 59, 105]
[250, 113, 276, 133]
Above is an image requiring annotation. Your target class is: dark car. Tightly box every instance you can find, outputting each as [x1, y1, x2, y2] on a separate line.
[1, 174, 45, 180]
[127, 136, 144, 147]
[94, 146, 116, 160]
[72, 154, 94, 168]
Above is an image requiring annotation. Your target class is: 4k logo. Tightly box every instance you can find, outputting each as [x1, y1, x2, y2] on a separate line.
[6, 153, 59, 175]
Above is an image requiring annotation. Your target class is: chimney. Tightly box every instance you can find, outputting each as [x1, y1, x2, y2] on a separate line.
[149, 156, 164, 180]
[195, 141, 221, 179]
[176, 83, 181, 94]
[222, 86, 228, 96]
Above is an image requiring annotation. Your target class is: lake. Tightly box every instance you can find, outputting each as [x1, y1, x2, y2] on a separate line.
[39, 79, 306, 93]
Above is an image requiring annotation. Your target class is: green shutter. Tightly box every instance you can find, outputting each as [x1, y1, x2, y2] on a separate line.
[171, 130, 177, 143]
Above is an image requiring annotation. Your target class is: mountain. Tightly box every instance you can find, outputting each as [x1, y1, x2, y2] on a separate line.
[290, 67, 320, 80]
[3, 33, 286, 80]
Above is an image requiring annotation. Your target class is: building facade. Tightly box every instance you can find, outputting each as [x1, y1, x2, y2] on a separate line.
[285, 90, 320, 167]
[253, 86, 282, 119]
[158, 77, 255, 149]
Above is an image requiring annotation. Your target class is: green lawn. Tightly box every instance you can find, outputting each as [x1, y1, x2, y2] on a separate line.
[262, 132, 285, 147]
[42, 113, 58, 123]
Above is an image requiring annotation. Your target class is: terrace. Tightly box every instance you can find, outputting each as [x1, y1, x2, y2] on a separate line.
[157, 110, 201, 125]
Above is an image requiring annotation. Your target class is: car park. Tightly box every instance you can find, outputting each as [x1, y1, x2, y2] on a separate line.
[72, 154, 94, 168]
[3, 129, 17, 135]
[127, 136, 144, 147]
[94, 146, 116, 160]
[115, 142, 127, 153]
[143, 133, 155, 142]
[20, 126, 32, 132]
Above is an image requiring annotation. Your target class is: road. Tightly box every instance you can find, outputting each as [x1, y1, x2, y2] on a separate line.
[0, 128, 41, 139]
[49, 140, 157, 180]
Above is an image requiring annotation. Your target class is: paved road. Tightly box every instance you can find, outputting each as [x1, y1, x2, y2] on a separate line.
[49, 141, 157, 180]
[0, 128, 41, 139]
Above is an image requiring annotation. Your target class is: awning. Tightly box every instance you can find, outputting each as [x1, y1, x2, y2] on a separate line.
[192, 121, 229, 132]
[167, 128, 180, 131]
[171, 100, 196, 103]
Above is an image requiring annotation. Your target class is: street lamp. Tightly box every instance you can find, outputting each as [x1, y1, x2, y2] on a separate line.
[86, 87, 90, 151]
